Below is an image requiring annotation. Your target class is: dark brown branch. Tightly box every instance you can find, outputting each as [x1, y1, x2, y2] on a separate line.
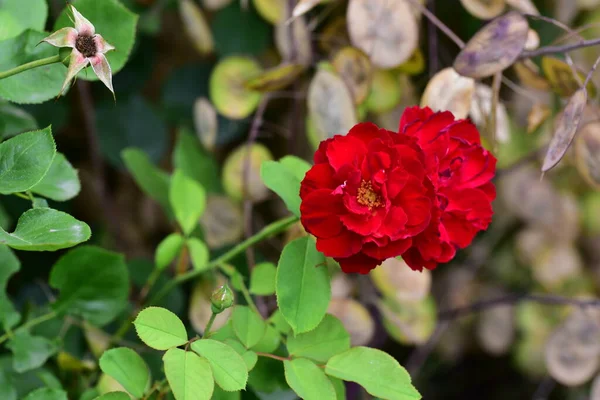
[438, 293, 600, 321]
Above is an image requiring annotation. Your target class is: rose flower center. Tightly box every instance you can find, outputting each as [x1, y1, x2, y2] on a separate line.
[357, 180, 383, 210]
[76, 35, 97, 58]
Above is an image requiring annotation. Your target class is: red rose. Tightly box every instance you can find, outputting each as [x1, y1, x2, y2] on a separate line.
[399, 106, 497, 271]
[299, 123, 434, 274]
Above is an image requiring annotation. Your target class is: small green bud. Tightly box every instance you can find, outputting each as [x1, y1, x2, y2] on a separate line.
[210, 284, 234, 314]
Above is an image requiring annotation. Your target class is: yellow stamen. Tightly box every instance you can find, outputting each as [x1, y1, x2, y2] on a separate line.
[357, 180, 382, 209]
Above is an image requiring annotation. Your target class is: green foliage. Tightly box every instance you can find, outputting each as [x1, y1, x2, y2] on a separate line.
[188, 237, 210, 271]
[121, 147, 171, 212]
[173, 130, 221, 193]
[0, 208, 91, 251]
[0, 245, 20, 330]
[6, 331, 58, 373]
[99, 347, 151, 398]
[211, 2, 271, 57]
[261, 156, 311, 217]
[0, 0, 48, 38]
[0, 127, 55, 194]
[284, 358, 337, 400]
[325, 347, 421, 400]
[133, 307, 188, 350]
[96, 95, 168, 168]
[232, 306, 266, 349]
[0, 101, 37, 139]
[54, 0, 138, 79]
[287, 314, 350, 363]
[191, 339, 248, 391]
[30, 153, 80, 201]
[163, 348, 214, 400]
[22, 388, 67, 400]
[169, 169, 206, 236]
[0, 30, 63, 103]
[249, 262, 277, 296]
[94, 393, 130, 400]
[50, 246, 129, 326]
[276, 236, 330, 334]
[222, 339, 258, 371]
[251, 324, 280, 353]
[155, 233, 185, 271]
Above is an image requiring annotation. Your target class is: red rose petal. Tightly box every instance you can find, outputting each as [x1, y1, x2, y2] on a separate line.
[336, 253, 382, 274]
[315, 229, 362, 258]
[300, 189, 344, 238]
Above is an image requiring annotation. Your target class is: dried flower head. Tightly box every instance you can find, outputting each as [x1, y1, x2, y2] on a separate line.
[42, 5, 115, 96]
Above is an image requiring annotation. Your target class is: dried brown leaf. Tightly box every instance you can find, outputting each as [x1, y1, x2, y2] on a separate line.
[575, 121, 600, 189]
[505, 0, 539, 14]
[179, 0, 214, 55]
[454, 11, 529, 79]
[347, 0, 418, 68]
[542, 89, 587, 172]
[292, 0, 331, 18]
[245, 64, 306, 92]
[275, 15, 312, 65]
[542, 57, 597, 98]
[460, 0, 506, 20]
[193, 97, 218, 152]
[527, 102, 551, 134]
[199, 195, 244, 249]
[513, 60, 550, 90]
[332, 46, 373, 105]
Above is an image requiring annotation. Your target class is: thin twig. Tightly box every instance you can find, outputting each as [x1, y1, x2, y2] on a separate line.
[405, 0, 465, 48]
[532, 376, 556, 400]
[520, 36, 600, 60]
[427, 0, 439, 77]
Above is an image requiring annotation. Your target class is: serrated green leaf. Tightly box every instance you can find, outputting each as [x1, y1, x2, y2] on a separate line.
[99, 347, 151, 398]
[212, 386, 240, 400]
[54, 0, 138, 79]
[0, 208, 91, 251]
[0, 127, 55, 194]
[0, 30, 64, 104]
[251, 324, 280, 353]
[191, 339, 248, 391]
[0, 245, 20, 330]
[232, 306, 266, 349]
[50, 246, 128, 326]
[325, 347, 421, 400]
[284, 358, 336, 400]
[261, 156, 310, 217]
[133, 307, 188, 350]
[170, 169, 206, 236]
[94, 393, 130, 400]
[30, 153, 80, 201]
[210, 320, 238, 342]
[0, 102, 37, 139]
[1, 0, 47, 35]
[249, 262, 276, 295]
[223, 339, 258, 371]
[22, 388, 67, 400]
[287, 314, 350, 363]
[6, 331, 58, 373]
[163, 348, 214, 400]
[173, 129, 222, 193]
[121, 147, 171, 212]
[155, 233, 185, 271]
[276, 237, 330, 334]
[268, 309, 291, 335]
[188, 238, 209, 271]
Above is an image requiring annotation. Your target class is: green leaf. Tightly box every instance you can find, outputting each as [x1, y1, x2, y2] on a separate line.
[0, 102, 37, 139]
[210, 320, 238, 342]
[212, 386, 240, 400]
[287, 314, 350, 363]
[330, 377, 346, 400]
[0, 0, 48, 35]
[0, 30, 64, 104]
[163, 348, 214, 400]
[173, 129, 221, 193]
[30, 153, 80, 201]
[0, 208, 91, 251]
[232, 306, 266, 349]
[31, 197, 48, 208]
[276, 236, 330, 334]
[121, 148, 171, 211]
[6, 331, 58, 373]
[97, 96, 168, 168]
[260, 156, 311, 217]
[268, 309, 291, 335]
[325, 347, 421, 400]
[94, 393, 130, 400]
[188, 238, 209, 271]
[222, 339, 258, 371]
[54, 0, 138, 79]
[0, 127, 55, 194]
[191, 339, 248, 391]
[249, 262, 276, 295]
[211, 2, 270, 57]
[169, 169, 207, 236]
[284, 358, 337, 400]
[155, 233, 185, 271]
[22, 388, 67, 400]
[50, 246, 129, 326]
[99, 347, 151, 398]
[133, 307, 188, 350]
[0, 245, 20, 330]
[251, 324, 280, 353]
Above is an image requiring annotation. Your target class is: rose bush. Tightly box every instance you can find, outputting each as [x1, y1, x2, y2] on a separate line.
[299, 106, 497, 274]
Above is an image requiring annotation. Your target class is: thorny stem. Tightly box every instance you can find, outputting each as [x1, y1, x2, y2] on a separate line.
[148, 215, 298, 305]
[0, 311, 58, 345]
[0, 55, 62, 80]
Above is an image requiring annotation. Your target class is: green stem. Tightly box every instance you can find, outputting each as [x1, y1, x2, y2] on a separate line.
[236, 275, 261, 316]
[148, 215, 298, 305]
[0, 311, 58, 345]
[0, 55, 62, 80]
[203, 313, 217, 337]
